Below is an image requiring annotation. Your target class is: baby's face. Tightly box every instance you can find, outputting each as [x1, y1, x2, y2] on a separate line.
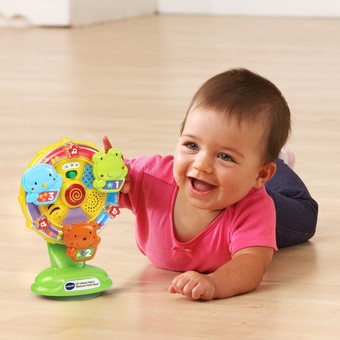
[173, 108, 272, 212]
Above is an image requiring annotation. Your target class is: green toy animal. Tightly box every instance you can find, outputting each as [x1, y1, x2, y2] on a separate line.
[92, 148, 128, 193]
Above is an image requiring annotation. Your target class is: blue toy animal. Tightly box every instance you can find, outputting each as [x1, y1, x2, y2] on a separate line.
[22, 164, 62, 205]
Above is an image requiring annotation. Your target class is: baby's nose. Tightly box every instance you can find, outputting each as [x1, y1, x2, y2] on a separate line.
[193, 155, 213, 173]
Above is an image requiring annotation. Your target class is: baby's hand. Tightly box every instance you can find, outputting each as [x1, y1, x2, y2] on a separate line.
[102, 135, 131, 194]
[102, 135, 113, 152]
[168, 271, 216, 301]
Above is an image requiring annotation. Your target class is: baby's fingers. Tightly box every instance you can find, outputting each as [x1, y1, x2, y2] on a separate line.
[169, 274, 200, 300]
[102, 135, 113, 152]
[191, 282, 208, 300]
[169, 274, 187, 295]
[169, 272, 216, 301]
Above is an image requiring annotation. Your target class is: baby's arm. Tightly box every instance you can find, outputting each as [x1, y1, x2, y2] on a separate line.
[168, 246, 273, 300]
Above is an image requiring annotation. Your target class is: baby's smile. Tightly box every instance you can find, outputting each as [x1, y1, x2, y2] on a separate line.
[189, 177, 216, 193]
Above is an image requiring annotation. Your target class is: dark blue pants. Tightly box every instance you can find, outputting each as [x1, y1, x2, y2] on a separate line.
[265, 160, 318, 248]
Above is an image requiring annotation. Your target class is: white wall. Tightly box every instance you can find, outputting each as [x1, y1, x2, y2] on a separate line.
[157, 0, 340, 18]
[1, 0, 339, 27]
[70, 0, 157, 26]
[0, 0, 70, 27]
[0, 0, 157, 27]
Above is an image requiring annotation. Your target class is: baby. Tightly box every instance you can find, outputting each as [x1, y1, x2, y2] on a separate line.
[103, 68, 318, 300]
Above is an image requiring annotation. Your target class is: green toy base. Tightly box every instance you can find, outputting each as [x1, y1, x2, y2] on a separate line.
[31, 264, 112, 299]
[31, 243, 112, 299]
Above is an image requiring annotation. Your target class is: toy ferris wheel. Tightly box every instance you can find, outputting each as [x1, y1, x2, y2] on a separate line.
[18, 138, 127, 299]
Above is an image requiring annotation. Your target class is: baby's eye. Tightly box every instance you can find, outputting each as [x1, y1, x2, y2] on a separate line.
[218, 153, 233, 162]
[186, 143, 198, 151]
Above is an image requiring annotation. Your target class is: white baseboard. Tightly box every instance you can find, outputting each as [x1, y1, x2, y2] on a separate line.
[157, 0, 340, 18]
[0, 0, 157, 27]
[70, 0, 157, 26]
[1, 0, 339, 27]
[0, 0, 70, 27]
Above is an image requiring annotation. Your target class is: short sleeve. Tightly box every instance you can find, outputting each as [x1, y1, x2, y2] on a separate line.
[229, 187, 277, 255]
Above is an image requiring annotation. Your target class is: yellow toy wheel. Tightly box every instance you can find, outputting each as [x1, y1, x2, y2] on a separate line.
[19, 138, 119, 244]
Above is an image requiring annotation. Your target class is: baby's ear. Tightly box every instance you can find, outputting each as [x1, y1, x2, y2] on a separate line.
[254, 162, 277, 189]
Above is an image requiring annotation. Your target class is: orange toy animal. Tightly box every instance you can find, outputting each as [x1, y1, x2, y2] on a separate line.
[62, 221, 101, 262]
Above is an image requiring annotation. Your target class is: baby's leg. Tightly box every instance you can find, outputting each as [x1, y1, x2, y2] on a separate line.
[265, 160, 318, 248]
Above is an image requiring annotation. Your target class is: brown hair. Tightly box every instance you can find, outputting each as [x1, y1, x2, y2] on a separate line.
[180, 68, 291, 163]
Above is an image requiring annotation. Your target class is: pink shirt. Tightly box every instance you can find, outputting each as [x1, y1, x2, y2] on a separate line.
[119, 155, 277, 273]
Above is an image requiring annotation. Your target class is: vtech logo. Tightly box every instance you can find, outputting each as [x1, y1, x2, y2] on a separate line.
[65, 282, 76, 291]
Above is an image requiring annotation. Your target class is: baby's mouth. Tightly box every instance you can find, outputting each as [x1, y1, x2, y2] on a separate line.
[190, 177, 216, 192]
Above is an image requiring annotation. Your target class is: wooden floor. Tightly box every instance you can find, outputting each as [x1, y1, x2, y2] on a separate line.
[1, 14, 340, 339]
